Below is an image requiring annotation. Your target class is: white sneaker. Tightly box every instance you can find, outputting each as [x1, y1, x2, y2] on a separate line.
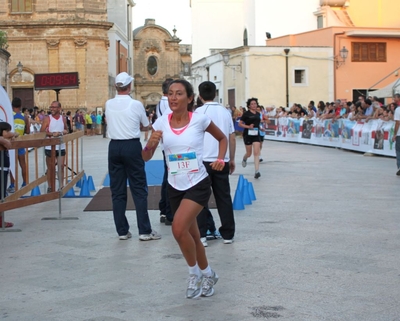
[139, 230, 161, 241]
[186, 274, 203, 299]
[119, 232, 132, 240]
[201, 270, 219, 297]
[223, 238, 234, 244]
[200, 237, 208, 247]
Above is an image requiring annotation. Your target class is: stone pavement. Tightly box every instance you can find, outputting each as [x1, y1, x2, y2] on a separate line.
[1, 134, 400, 321]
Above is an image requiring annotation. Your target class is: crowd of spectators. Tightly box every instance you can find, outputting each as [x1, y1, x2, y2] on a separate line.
[21, 106, 105, 136]
[271, 95, 395, 123]
[224, 95, 395, 125]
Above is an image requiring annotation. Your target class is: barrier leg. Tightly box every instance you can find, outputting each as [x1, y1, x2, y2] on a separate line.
[0, 211, 22, 232]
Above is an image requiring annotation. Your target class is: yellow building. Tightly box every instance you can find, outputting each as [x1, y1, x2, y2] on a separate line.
[0, 0, 112, 110]
[133, 19, 191, 108]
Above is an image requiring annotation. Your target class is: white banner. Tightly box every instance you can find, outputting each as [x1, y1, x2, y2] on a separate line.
[263, 117, 396, 157]
[0, 86, 15, 174]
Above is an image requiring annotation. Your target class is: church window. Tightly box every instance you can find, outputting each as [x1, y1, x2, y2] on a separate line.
[147, 56, 158, 76]
[11, 0, 33, 13]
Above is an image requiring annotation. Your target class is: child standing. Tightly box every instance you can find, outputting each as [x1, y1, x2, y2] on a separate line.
[0, 122, 14, 228]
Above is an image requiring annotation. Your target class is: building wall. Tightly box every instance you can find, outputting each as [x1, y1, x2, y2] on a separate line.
[107, 0, 134, 97]
[191, 0, 320, 62]
[107, 0, 128, 35]
[243, 47, 333, 107]
[346, 0, 400, 28]
[133, 19, 184, 107]
[192, 46, 333, 108]
[266, 26, 400, 101]
[0, 49, 10, 89]
[0, 0, 112, 110]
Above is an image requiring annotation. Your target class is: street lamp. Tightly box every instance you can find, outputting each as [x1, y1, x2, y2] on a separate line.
[336, 46, 349, 69]
[17, 61, 23, 75]
[222, 51, 242, 73]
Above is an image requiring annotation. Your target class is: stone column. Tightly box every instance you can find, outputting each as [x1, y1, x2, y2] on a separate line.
[74, 38, 87, 107]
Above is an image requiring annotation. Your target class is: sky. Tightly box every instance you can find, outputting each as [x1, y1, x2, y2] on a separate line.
[132, 0, 192, 44]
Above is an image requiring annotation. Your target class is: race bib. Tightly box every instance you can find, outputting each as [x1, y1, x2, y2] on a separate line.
[168, 152, 199, 175]
[248, 128, 259, 136]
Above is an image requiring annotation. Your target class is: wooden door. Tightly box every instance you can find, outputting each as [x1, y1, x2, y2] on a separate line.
[12, 88, 34, 108]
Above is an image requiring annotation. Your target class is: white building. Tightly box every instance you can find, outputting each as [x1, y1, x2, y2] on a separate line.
[191, 0, 320, 62]
[107, 0, 135, 97]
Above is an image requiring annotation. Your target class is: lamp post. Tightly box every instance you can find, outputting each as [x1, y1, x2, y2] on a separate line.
[17, 61, 23, 75]
[336, 46, 348, 69]
[284, 49, 290, 107]
[221, 51, 242, 73]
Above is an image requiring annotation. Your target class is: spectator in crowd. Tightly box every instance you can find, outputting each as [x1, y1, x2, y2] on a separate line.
[96, 112, 102, 135]
[319, 102, 335, 120]
[307, 104, 316, 118]
[40, 101, 68, 193]
[0, 121, 14, 228]
[276, 106, 287, 118]
[392, 93, 400, 176]
[357, 98, 374, 120]
[74, 109, 85, 131]
[388, 102, 396, 115]
[85, 111, 93, 136]
[66, 111, 73, 133]
[308, 101, 317, 114]
[7, 97, 30, 193]
[30, 108, 41, 132]
[317, 101, 326, 116]
[366, 102, 384, 122]
[347, 104, 356, 120]
[91, 112, 97, 134]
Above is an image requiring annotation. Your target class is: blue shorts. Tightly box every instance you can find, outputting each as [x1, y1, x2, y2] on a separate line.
[18, 148, 26, 156]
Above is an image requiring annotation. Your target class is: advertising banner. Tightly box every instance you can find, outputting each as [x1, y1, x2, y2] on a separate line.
[264, 117, 396, 157]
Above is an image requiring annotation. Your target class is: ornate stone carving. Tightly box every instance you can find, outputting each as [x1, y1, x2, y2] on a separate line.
[46, 39, 60, 49]
[74, 38, 87, 47]
[144, 44, 161, 54]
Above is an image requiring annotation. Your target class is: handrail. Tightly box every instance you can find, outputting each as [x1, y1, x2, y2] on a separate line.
[0, 131, 84, 214]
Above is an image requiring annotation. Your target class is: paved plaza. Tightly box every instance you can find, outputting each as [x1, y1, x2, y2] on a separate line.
[1, 134, 399, 321]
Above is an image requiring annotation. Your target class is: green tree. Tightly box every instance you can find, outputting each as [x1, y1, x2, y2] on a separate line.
[0, 30, 8, 49]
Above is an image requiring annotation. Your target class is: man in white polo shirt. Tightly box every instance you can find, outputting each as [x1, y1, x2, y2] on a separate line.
[195, 81, 236, 244]
[105, 72, 161, 241]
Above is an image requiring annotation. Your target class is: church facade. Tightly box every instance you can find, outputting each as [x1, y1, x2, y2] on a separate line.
[0, 0, 112, 110]
[133, 19, 191, 109]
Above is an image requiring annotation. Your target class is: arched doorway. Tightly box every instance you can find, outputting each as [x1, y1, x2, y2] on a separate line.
[10, 68, 34, 107]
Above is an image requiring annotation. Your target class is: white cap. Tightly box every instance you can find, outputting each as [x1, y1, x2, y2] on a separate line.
[115, 72, 133, 87]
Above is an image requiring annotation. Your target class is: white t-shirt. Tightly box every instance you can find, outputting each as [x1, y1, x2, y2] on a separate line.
[105, 95, 149, 139]
[156, 96, 172, 118]
[152, 112, 211, 191]
[195, 102, 233, 162]
[265, 108, 277, 117]
[394, 106, 400, 136]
